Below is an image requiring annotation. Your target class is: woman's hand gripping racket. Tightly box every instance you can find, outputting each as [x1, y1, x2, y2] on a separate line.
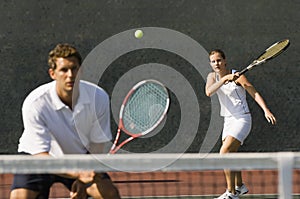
[238, 39, 290, 75]
[109, 79, 170, 154]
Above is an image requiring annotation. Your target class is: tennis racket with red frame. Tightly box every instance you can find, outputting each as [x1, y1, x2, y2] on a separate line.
[109, 79, 170, 154]
[239, 39, 290, 75]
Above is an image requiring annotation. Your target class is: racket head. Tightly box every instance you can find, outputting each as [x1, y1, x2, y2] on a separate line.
[256, 39, 290, 62]
[119, 79, 169, 137]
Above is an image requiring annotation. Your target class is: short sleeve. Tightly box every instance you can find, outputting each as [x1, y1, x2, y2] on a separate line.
[18, 102, 52, 154]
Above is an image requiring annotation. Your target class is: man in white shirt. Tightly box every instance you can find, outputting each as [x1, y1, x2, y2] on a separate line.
[10, 43, 121, 199]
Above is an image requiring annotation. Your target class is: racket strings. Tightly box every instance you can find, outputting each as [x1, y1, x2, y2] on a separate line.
[257, 40, 289, 61]
[123, 83, 168, 134]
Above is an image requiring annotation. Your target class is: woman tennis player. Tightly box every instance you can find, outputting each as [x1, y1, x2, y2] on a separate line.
[205, 49, 276, 199]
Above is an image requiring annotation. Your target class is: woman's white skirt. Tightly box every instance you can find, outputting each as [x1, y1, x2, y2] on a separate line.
[222, 113, 252, 145]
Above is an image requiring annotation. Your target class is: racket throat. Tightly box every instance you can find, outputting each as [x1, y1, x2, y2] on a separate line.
[110, 136, 135, 154]
[110, 129, 121, 154]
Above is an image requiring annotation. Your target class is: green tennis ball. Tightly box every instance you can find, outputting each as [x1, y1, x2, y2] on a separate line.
[134, 30, 143, 39]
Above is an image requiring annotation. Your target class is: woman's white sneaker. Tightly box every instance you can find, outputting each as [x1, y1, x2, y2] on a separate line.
[214, 190, 239, 199]
[235, 184, 249, 196]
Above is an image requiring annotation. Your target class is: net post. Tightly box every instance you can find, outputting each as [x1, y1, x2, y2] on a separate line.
[277, 152, 294, 199]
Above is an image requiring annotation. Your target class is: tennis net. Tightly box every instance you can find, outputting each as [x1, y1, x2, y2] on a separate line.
[1, 152, 300, 199]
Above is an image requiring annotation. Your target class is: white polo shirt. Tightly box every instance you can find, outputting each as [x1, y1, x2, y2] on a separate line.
[18, 80, 112, 156]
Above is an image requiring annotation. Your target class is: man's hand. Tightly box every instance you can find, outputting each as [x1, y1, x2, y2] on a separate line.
[70, 179, 88, 199]
[70, 171, 96, 199]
